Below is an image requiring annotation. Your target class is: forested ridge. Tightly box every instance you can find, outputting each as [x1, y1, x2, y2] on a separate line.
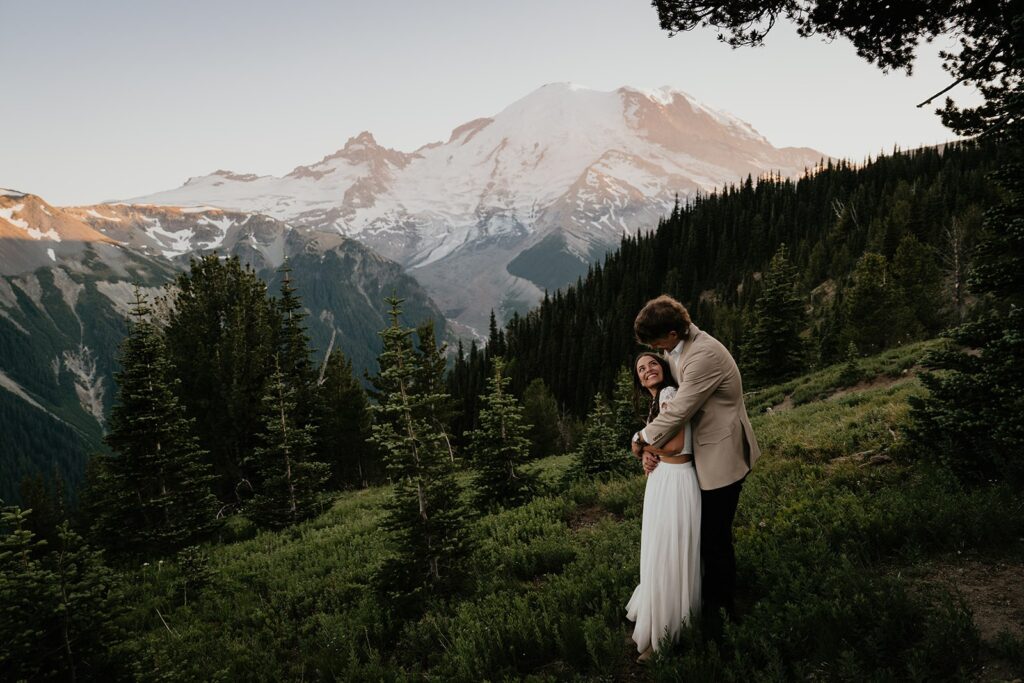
[449, 141, 1004, 422]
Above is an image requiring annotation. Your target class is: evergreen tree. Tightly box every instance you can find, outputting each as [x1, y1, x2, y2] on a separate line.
[414, 321, 457, 463]
[90, 290, 219, 556]
[47, 521, 124, 680]
[611, 365, 643, 444]
[564, 394, 634, 482]
[247, 359, 330, 529]
[892, 233, 947, 338]
[275, 261, 318, 426]
[17, 470, 64, 555]
[910, 157, 1024, 486]
[316, 348, 379, 488]
[487, 309, 506, 357]
[164, 254, 279, 504]
[522, 378, 562, 460]
[371, 297, 470, 610]
[0, 505, 124, 681]
[838, 342, 862, 387]
[0, 503, 57, 680]
[741, 244, 808, 385]
[842, 253, 903, 356]
[467, 358, 536, 512]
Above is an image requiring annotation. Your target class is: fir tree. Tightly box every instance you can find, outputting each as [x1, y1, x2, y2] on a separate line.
[838, 342, 862, 387]
[842, 253, 903, 356]
[611, 365, 643, 444]
[467, 357, 536, 512]
[164, 254, 279, 504]
[414, 321, 457, 463]
[275, 261, 317, 425]
[0, 503, 57, 680]
[370, 297, 470, 610]
[0, 505, 124, 681]
[247, 359, 330, 529]
[316, 348, 379, 488]
[17, 470, 64, 555]
[741, 244, 808, 386]
[522, 378, 561, 460]
[910, 157, 1024, 486]
[48, 521, 124, 680]
[90, 289, 219, 556]
[565, 394, 634, 482]
[892, 233, 947, 339]
[487, 309, 506, 357]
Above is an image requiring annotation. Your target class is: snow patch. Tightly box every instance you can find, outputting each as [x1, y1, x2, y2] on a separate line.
[141, 217, 194, 257]
[0, 203, 62, 241]
[0, 204, 29, 229]
[86, 208, 122, 222]
[47, 248, 56, 262]
[180, 206, 222, 213]
[197, 215, 235, 249]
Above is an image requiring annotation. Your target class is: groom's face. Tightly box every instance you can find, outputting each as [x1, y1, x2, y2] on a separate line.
[646, 330, 680, 352]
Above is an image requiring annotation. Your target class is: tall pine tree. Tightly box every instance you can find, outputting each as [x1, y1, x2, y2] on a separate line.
[564, 394, 634, 482]
[522, 378, 562, 460]
[164, 254, 279, 504]
[275, 261, 318, 427]
[740, 243, 808, 386]
[89, 289, 219, 556]
[910, 157, 1024, 485]
[316, 348, 379, 488]
[247, 359, 330, 529]
[467, 357, 536, 512]
[370, 297, 470, 610]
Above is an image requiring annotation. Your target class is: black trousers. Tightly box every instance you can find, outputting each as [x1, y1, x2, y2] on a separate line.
[700, 476, 744, 629]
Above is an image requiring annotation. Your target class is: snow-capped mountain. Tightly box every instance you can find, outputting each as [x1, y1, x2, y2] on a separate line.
[129, 84, 827, 331]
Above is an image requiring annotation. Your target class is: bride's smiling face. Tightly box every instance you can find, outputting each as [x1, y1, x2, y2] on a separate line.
[635, 354, 664, 395]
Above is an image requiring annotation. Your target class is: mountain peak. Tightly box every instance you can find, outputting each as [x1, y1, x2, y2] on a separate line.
[345, 131, 379, 149]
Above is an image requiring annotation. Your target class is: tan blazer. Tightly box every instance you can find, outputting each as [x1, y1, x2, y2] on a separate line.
[645, 323, 760, 490]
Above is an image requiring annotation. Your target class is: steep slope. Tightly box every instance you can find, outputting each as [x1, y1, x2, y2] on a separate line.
[0, 190, 175, 500]
[0, 192, 443, 502]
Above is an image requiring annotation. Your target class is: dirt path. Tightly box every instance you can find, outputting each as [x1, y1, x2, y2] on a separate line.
[909, 556, 1024, 681]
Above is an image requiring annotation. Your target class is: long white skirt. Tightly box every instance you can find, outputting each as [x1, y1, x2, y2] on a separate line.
[625, 460, 702, 653]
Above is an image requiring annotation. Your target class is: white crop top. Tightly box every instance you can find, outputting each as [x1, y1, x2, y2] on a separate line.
[658, 386, 693, 455]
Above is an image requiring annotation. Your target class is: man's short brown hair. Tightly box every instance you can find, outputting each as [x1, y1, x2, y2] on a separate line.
[634, 295, 692, 344]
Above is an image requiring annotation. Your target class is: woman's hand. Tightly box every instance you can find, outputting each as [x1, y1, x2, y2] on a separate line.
[642, 449, 660, 475]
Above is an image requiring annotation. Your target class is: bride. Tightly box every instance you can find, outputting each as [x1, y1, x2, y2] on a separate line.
[625, 352, 702, 662]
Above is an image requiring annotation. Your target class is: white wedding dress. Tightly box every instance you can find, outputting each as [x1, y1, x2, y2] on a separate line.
[625, 386, 702, 653]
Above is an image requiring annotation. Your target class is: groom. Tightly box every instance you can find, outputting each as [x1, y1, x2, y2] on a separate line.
[630, 295, 760, 634]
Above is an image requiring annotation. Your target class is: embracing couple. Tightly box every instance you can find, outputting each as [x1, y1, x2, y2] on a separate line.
[624, 295, 761, 662]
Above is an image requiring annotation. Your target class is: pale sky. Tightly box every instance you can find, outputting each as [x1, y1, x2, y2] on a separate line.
[1, 0, 979, 206]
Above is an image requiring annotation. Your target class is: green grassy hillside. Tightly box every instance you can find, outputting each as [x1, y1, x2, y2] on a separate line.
[108, 341, 1024, 681]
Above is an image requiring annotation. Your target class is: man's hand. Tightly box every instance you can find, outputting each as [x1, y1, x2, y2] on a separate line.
[642, 451, 659, 475]
[631, 438, 644, 458]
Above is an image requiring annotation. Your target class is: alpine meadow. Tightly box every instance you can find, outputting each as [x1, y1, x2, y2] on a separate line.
[2, 1, 1024, 681]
